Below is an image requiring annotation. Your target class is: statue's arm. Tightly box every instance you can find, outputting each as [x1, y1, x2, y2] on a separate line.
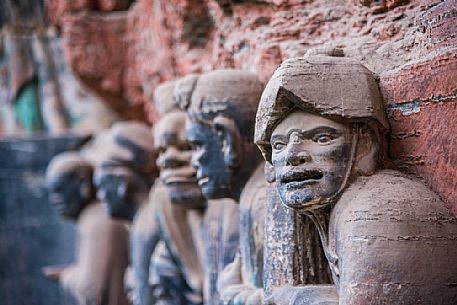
[265, 285, 338, 305]
[218, 251, 264, 305]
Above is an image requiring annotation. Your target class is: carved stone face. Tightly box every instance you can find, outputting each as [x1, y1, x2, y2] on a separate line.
[93, 166, 138, 221]
[47, 170, 91, 219]
[154, 112, 205, 209]
[186, 118, 232, 199]
[271, 110, 353, 210]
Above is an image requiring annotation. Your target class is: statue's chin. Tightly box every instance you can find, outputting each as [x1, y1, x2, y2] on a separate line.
[280, 190, 323, 212]
[201, 184, 232, 200]
[168, 188, 205, 210]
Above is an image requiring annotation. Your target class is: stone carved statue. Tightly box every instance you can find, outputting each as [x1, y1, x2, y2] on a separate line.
[45, 151, 130, 305]
[46, 152, 94, 221]
[91, 121, 158, 305]
[148, 80, 207, 305]
[93, 121, 157, 222]
[255, 55, 457, 304]
[217, 163, 267, 305]
[177, 70, 264, 305]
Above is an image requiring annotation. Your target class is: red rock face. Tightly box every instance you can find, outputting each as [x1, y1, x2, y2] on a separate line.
[381, 51, 457, 105]
[59, 10, 144, 120]
[379, 0, 457, 214]
[64, 12, 126, 96]
[47, 0, 457, 212]
[389, 100, 457, 215]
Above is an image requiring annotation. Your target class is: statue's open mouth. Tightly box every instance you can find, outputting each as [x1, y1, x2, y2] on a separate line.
[161, 168, 198, 185]
[281, 169, 323, 186]
[165, 176, 196, 184]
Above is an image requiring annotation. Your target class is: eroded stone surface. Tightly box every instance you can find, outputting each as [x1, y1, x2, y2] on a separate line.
[256, 54, 457, 304]
[47, 0, 457, 212]
[388, 99, 457, 215]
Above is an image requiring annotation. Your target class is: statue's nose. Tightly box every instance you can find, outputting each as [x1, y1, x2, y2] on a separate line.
[285, 150, 311, 166]
[157, 148, 187, 169]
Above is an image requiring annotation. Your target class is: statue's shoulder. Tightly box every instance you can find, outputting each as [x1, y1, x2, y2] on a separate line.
[336, 169, 453, 218]
[79, 203, 129, 238]
[149, 180, 169, 206]
[78, 202, 104, 226]
[332, 172, 457, 304]
[239, 162, 267, 211]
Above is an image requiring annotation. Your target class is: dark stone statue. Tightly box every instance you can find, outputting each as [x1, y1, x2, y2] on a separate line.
[154, 110, 205, 210]
[46, 152, 93, 220]
[45, 151, 130, 305]
[217, 163, 267, 305]
[150, 80, 207, 305]
[255, 54, 457, 304]
[93, 121, 157, 222]
[91, 121, 158, 305]
[177, 70, 264, 305]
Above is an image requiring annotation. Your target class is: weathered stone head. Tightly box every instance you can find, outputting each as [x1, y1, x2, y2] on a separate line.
[153, 80, 205, 209]
[255, 55, 389, 211]
[93, 121, 157, 221]
[177, 70, 264, 200]
[46, 152, 94, 220]
[153, 81, 177, 117]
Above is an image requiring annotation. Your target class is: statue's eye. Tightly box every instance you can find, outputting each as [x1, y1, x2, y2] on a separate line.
[314, 134, 334, 145]
[191, 142, 202, 151]
[272, 141, 286, 151]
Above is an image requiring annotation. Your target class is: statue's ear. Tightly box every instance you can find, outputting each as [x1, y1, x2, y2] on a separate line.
[213, 115, 242, 169]
[355, 124, 379, 176]
[264, 162, 276, 183]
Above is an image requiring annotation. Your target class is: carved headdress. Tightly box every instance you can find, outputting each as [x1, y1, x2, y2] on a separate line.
[46, 151, 92, 181]
[176, 70, 264, 141]
[83, 121, 157, 180]
[254, 55, 389, 163]
[153, 81, 178, 116]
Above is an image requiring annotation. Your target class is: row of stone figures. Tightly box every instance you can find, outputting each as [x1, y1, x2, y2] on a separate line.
[44, 53, 457, 305]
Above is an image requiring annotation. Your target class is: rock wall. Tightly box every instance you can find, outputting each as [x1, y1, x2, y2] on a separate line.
[47, 0, 457, 212]
[0, 0, 118, 136]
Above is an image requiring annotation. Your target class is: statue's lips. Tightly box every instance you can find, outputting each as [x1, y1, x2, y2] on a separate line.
[279, 169, 323, 186]
[161, 168, 197, 185]
[197, 176, 209, 186]
[165, 176, 197, 184]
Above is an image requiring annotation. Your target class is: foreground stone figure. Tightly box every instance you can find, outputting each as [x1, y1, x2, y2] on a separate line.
[92, 121, 158, 305]
[45, 152, 130, 305]
[255, 55, 457, 304]
[149, 80, 207, 305]
[177, 70, 264, 305]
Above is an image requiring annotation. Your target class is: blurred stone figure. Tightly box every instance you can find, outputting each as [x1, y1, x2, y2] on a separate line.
[149, 80, 206, 305]
[255, 55, 457, 304]
[91, 122, 158, 305]
[216, 163, 267, 305]
[44, 151, 130, 305]
[177, 70, 264, 305]
[46, 152, 93, 221]
[93, 121, 157, 222]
